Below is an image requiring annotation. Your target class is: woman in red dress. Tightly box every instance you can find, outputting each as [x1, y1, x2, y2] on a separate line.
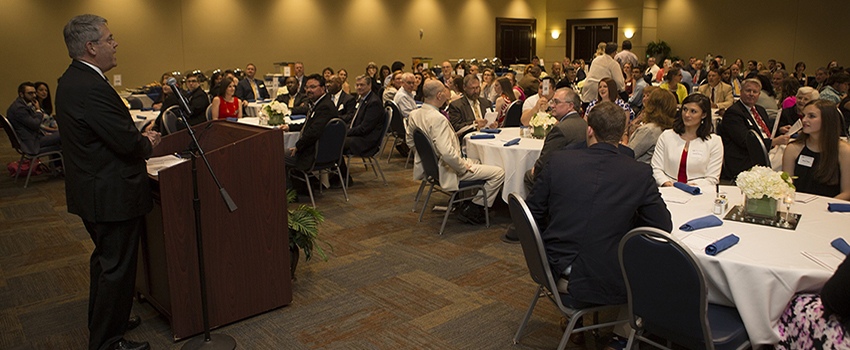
[211, 77, 242, 119]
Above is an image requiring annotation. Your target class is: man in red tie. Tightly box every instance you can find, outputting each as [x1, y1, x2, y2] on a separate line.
[718, 78, 791, 181]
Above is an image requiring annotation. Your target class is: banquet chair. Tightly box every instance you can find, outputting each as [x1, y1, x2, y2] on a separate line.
[503, 101, 523, 127]
[161, 106, 181, 135]
[412, 129, 488, 234]
[618, 227, 751, 350]
[1, 114, 64, 188]
[345, 106, 391, 186]
[745, 129, 770, 167]
[384, 101, 412, 166]
[508, 192, 628, 350]
[205, 104, 213, 121]
[290, 118, 349, 208]
[127, 96, 143, 110]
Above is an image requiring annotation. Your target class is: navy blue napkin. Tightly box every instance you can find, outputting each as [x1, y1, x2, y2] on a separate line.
[705, 234, 739, 256]
[480, 128, 501, 134]
[247, 99, 256, 103]
[140, 107, 153, 111]
[679, 215, 723, 231]
[290, 115, 307, 120]
[226, 117, 238, 122]
[827, 203, 850, 212]
[470, 134, 495, 139]
[832, 238, 850, 255]
[135, 115, 146, 120]
[504, 138, 520, 147]
[674, 182, 701, 195]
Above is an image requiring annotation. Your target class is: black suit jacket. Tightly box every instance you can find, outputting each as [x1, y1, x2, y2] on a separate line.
[175, 87, 210, 131]
[293, 94, 337, 171]
[235, 77, 270, 101]
[531, 112, 587, 179]
[718, 100, 772, 180]
[55, 60, 153, 222]
[526, 143, 672, 305]
[447, 95, 492, 132]
[6, 97, 45, 154]
[346, 91, 384, 155]
[335, 91, 357, 124]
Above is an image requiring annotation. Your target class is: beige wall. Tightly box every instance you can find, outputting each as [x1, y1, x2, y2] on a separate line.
[0, 0, 544, 109]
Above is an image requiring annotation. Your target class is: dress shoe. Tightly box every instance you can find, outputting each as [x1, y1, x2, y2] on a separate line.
[126, 315, 141, 331]
[112, 338, 150, 350]
[457, 203, 485, 225]
[501, 225, 520, 244]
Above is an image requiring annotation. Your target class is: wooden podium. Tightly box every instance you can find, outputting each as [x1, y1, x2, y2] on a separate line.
[136, 120, 292, 340]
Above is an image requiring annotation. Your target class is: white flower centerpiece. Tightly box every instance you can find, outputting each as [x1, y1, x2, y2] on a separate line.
[735, 166, 795, 218]
[528, 111, 557, 139]
[262, 100, 290, 126]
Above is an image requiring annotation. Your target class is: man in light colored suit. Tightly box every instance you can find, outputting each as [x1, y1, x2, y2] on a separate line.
[698, 69, 734, 109]
[447, 74, 492, 134]
[406, 80, 504, 224]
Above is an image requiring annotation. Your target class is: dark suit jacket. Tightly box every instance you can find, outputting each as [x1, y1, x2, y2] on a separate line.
[531, 111, 587, 179]
[174, 87, 210, 131]
[564, 140, 635, 157]
[778, 106, 800, 132]
[235, 77, 270, 101]
[447, 95, 492, 132]
[6, 97, 45, 154]
[293, 94, 337, 171]
[346, 91, 384, 155]
[718, 100, 772, 181]
[275, 92, 308, 115]
[335, 91, 357, 124]
[526, 142, 672, 305]
[55, 60, 153, 222]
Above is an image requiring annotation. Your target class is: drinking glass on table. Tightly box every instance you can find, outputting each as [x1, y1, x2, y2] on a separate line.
[782, 192, 795, 228]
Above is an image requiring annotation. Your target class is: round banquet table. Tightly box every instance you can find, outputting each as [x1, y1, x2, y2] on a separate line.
[237, 117, 300, 150]
[661, 185, 850, 346]
[131, 110, 159, 131]
[245, 100, 273, 117]
[463, 127, 544, 202]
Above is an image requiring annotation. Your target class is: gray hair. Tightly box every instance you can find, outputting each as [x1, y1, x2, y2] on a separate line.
[63, 14, 107, 59]
[355, 74, 371, 85]
[462, 73, 480, 87]
[797, 86, 819, 99]
[742, 78, 762, 91]
[402, 72, 415, 82]
[557, 87, 582, 107]
[423, 80, 445, 99]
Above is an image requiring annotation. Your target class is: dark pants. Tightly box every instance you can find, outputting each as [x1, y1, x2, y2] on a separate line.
[83, 216, 144, 350]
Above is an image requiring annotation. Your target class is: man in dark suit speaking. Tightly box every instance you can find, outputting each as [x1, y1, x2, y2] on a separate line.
[56, 14, 159, 350]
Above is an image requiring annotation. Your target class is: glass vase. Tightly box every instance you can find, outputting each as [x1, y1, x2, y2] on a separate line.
[743, 195, 778, 219]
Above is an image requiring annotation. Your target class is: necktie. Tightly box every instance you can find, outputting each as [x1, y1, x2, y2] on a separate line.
[751, 107, 771, 138]
[250, 80, 259, 100]
[733, 80, 741, 96]
[472, 98, 481, 121]
[710, 87, 715, 103]
[288, 95, 294, 108]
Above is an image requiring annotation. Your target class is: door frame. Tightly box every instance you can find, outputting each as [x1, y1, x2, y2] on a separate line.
[565, 18, 618, 60]
[495, 17, 537, 64]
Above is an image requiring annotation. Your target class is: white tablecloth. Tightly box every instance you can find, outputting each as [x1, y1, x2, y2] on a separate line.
[661, 185, 850, 346]
[464, 127, 543, 202]
[131, 110, 159, 131]
[245, 100, 273, 117]
[237, 117, 300, 149]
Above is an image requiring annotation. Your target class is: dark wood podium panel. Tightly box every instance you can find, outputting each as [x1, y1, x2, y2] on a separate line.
[137, 120, 291, 340]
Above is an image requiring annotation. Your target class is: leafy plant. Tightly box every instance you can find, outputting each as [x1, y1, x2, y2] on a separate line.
[646, 41, 672, 61]
[287, 189, 331, 261]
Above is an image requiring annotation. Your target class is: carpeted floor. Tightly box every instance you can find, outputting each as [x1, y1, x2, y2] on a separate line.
[0, 132, 615, 350]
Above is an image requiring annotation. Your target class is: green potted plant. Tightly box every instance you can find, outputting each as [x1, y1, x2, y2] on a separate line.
[287, 189, 331, 279]
[646, 40, 672, 62]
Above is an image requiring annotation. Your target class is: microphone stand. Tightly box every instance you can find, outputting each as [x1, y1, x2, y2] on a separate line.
[169, 84, 238, 350]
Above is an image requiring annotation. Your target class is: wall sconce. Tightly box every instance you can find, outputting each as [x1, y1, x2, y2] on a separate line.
[624, 28, 635, 39]
[551, 30, 560, 40]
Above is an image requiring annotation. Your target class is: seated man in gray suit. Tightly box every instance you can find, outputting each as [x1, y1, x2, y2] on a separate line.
[523, 88, 586, 193]
[447, 74, 492, 135]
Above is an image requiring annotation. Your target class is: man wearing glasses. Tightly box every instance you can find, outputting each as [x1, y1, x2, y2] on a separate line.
[178, 73, 211, 130]
[523, 88, 586, 192]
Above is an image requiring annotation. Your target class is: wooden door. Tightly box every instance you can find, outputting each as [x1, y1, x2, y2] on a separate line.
[496, 18, 536, 65]
[566, 18, 618, 63]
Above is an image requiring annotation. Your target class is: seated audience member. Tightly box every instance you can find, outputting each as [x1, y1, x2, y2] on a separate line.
[520, 77, 551, 126]
[525, 100, 672, 310]
[378, 65, 391, 89]
[809, 67, 828, 91]
[492, 76, 517, 127]
[655, 59, 672, 83]
[293, 61, 306, 93]
[447, 75, 464, 102]
[629, 89, 676, 164]
[342, 75, 386, 182]
[6, 82, 61, 154]
[772, 69, 789, 97]
[580, 42, 625, 104]
[365, 62, 381, 94]
[658, 68, 687, 104]
[792, 61, 808, 87]
[627, 64, 648, 111]
[321, 67, 334, 82]
[644, 57, 660, 81]
[413, 72, 425, 102]
[556, 66, 580, 92]
[777, 86, 818, 132]
[626, 85, 659, 140]
[151, 72, 174, 111]
[549, 62, 563, 85]
[622, 62, 635, 95]
[393, 72, 418, 119]
[819, 72, 850, 104]
[652, 94, 723, 188]
[523, 88, 586, 191]
[209, 71, 236, 99]
[573, 59, 587, 82]
[210, 77, 241, 120]
[777, 254, 850, 350]
[437, 60, 453, 84]
[285, 74, 337, 182]
[585, 77, 634, 120]
[275, 76, 307, 112]
[754, 74, 780, 120]
[235, 63, 270, 101]
[34, 82, 53, 115]
[382, 71, 403, 104]
[675, 62, 694, 92]
[697, 68, 734, 109]
[468, 64, 480, 77]
[338, 68, 351, 94]
[145, 78, 184, 133]
[406, 80, 505, 225]
[691, 59, 707, 87]
[727, 64, 743, 98]
[327, 75, 356, 123]
[177, 74, 210, 130]
[448, 74, 492, 133]
[782, 100, 850, 199]
[777, 76, 801, 111]
[480, 69, 498, 103]
[718, 78, 791, 181]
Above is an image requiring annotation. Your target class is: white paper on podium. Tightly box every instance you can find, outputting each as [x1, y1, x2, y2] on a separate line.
[147, 154, 188, 177]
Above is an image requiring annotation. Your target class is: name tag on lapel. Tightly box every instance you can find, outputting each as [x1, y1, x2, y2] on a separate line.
[797, 155, 814, 167]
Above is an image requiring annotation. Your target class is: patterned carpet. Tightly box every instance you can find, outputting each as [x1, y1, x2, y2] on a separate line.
[0, 133, 614, 349]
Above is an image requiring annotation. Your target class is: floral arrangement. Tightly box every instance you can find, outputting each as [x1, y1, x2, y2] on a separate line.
[735, 166, 795, 200]
[528, 111, 557, 128]
[262, 100, 290, 126]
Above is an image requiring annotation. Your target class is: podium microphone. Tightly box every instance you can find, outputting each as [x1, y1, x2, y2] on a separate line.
[166, 77, 192, 116]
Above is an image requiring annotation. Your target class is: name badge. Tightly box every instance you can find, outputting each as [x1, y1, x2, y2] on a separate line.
[797, 155, 815, 168]
[338, 104, 344, 111]
[690, 149, 705, 160]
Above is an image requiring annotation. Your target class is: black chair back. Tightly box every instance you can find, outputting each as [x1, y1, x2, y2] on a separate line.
[508, 193, 557, 292]
[619, 227, 712, 349]
[412, 129, 441, 184]
[162, 106, 180, 135]
[312, 118, 347, 169]
[127, 97, 143, 109]
[745, 129, 770, 167]
[503, 101, 523, 127]
[0, 114, 24, 151]
[386, 101, 405, 137]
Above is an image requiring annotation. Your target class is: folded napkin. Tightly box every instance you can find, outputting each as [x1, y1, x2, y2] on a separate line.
[141, 107, 153, 111]
[674, 182, 701, 195]
[827, 203, 850, 212]
[480, 128, 501, 134]
[470, 134, 495, 139]
[226, 117, 238, 122]
[705, 234, 740, 256]
[504, 138, 520, 147]
[832, 238, 850, 256]
[679, 215, 723, 231]
[135, 115, 146, 120]
[247, 99, 256, 103]
[290, 115, 307, 120]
